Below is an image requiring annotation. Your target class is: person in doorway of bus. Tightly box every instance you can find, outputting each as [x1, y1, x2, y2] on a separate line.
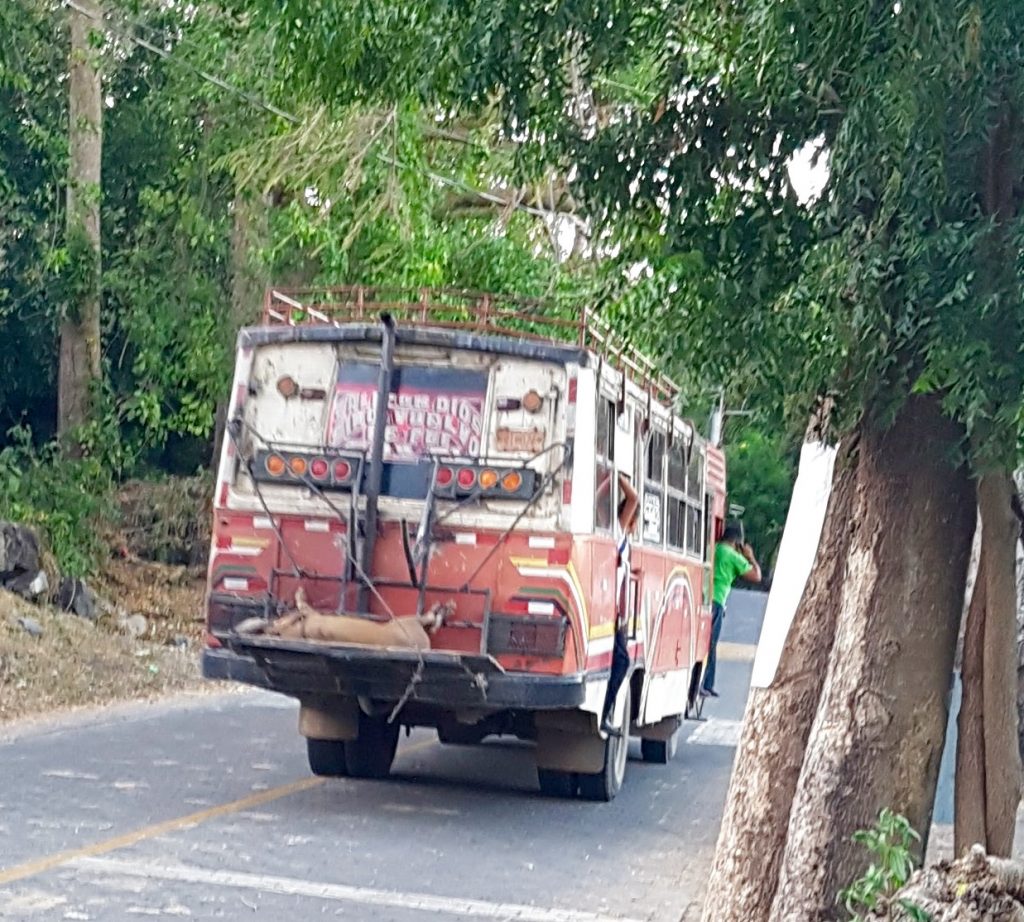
[702, 524, 761, 699]
[600, 472, 639, 738]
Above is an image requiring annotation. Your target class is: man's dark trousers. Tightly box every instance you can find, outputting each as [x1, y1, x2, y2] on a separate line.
[703, 601, 725, 693]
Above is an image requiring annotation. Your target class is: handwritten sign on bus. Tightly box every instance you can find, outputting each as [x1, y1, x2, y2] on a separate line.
[326, 364, 485, 461]
[495, 427, 546, 454]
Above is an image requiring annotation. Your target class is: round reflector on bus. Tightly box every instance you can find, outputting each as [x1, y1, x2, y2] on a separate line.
[479, 469, 499, 489]
[457, 467, 477, 488]
[289, 456, 308, 477]
[502, 471, 523, 491]
[436, 466, 454, 487]
[333, 460, 352, 481]
[310, 458, 329, 479]
[522, 389, 544, 413]
[266, 454, 286, 476]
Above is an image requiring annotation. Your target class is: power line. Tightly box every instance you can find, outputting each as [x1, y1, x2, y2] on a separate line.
[65, 0, 298, 124]
[63, 0, 574, 222]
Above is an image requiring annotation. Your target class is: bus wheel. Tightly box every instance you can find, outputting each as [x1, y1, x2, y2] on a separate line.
[578, 686, 631, 802]
[345, 713, 400, 779]
[537, 769, 577, 798]
[641, 731, 679, 764]
[306, 738, 348, 777]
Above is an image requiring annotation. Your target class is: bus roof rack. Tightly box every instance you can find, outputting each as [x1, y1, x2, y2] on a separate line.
[263, 286, 680, 403]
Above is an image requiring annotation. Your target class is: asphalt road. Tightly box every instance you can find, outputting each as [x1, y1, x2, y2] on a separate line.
[0, 591, 767, 922]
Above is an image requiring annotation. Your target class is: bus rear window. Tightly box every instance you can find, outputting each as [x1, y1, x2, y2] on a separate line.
[326, 364, 487, 461]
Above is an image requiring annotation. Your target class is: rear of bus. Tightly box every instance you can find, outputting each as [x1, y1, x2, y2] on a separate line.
[202, 313, 595, 718]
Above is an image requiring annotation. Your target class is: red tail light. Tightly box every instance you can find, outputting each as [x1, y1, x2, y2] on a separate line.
[333, 460, 352, 481]
[310, 458, 329, 479]
[457, 467, 477, 488]
[436, 466, 454, 487]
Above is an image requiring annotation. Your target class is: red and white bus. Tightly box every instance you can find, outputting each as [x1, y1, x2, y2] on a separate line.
[203, 287, 727, 800]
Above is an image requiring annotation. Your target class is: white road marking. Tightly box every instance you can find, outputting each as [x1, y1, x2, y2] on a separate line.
[686, 718, 743, 747]
[381, 802, 461, 817]
[42, 771, 100, 781]
[71, 857, 645, 922]
[716, 641, 757, 663]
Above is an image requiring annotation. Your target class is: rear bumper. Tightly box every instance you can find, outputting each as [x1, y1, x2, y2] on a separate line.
[201, 641, 589, 710]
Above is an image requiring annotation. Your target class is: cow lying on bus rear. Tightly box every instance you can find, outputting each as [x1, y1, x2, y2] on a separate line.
[239, 590, 453, 650]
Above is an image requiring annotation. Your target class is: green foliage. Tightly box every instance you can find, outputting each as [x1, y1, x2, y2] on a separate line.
[724, 427, 796, 571]
[0, 428, 115, 577]
[840, 810, 929, 922]
[246, 0, 1024, 470]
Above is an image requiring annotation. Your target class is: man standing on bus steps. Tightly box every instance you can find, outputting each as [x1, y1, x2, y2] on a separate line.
[600, 472, 639, 738]
[702, 523, 761, 698]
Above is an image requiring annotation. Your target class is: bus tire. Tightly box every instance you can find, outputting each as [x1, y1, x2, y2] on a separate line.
[641, 731, 678, 764]
[345, 713, 400, 779]
[307, 738, 348, 777]
[537, 768, 577, 798]
[577, 685, 631, 802]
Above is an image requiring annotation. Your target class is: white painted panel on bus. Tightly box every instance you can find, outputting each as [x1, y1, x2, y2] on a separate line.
[246, 343, 336, 449]
[487, 360, 563, 464]
[613, 406, 634, 477]
[641, 669, 689, 725]
[569, 367, 597, 534]
[750, 440, 838, 689]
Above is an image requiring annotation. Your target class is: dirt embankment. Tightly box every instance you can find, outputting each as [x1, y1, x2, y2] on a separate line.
[0, 584, 202, 722]
[0, 477, 215, 723]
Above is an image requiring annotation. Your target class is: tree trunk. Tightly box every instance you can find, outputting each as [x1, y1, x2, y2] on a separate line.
[956, 472, 1022, 856]
[229, 191, 270, 330]
[769, 394, 976, 921]
[59, 0, 102, 440]
[700, 436, 857, 922]
[956, 534, 989, 852]
[211, 190, 269, 470]
[1015, 469, 1024, 766]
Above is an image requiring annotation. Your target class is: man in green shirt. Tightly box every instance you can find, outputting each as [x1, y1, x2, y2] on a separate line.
[703, 523, 761, 698]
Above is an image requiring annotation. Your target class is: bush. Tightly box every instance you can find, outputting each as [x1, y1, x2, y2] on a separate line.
[0, 429, 116, 577]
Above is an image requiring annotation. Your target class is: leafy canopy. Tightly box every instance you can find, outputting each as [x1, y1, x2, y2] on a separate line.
[248, 0, 1024, 464]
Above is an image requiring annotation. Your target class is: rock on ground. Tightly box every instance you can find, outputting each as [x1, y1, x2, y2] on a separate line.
[56, 576, 97, 620]
[0, 522, 50, 601]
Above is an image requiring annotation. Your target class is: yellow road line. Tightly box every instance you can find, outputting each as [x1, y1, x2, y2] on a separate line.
[0, 736, 437, 888]
[0, 776, 323, 887]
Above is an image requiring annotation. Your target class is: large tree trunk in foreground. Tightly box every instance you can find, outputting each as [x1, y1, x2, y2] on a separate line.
[955, 471, 1022, 856]
[59, 0, 103, 440]
[700, 436, 856, 922]
[1016, 470, 1024, 766]
[770, 395, 975, 921]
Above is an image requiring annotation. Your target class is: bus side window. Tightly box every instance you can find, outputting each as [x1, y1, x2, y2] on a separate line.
[686, 448, 705, 557]
[643, 429, 665, 543]
[594, 397, 616, 532]
[666, 442, 687, 549]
